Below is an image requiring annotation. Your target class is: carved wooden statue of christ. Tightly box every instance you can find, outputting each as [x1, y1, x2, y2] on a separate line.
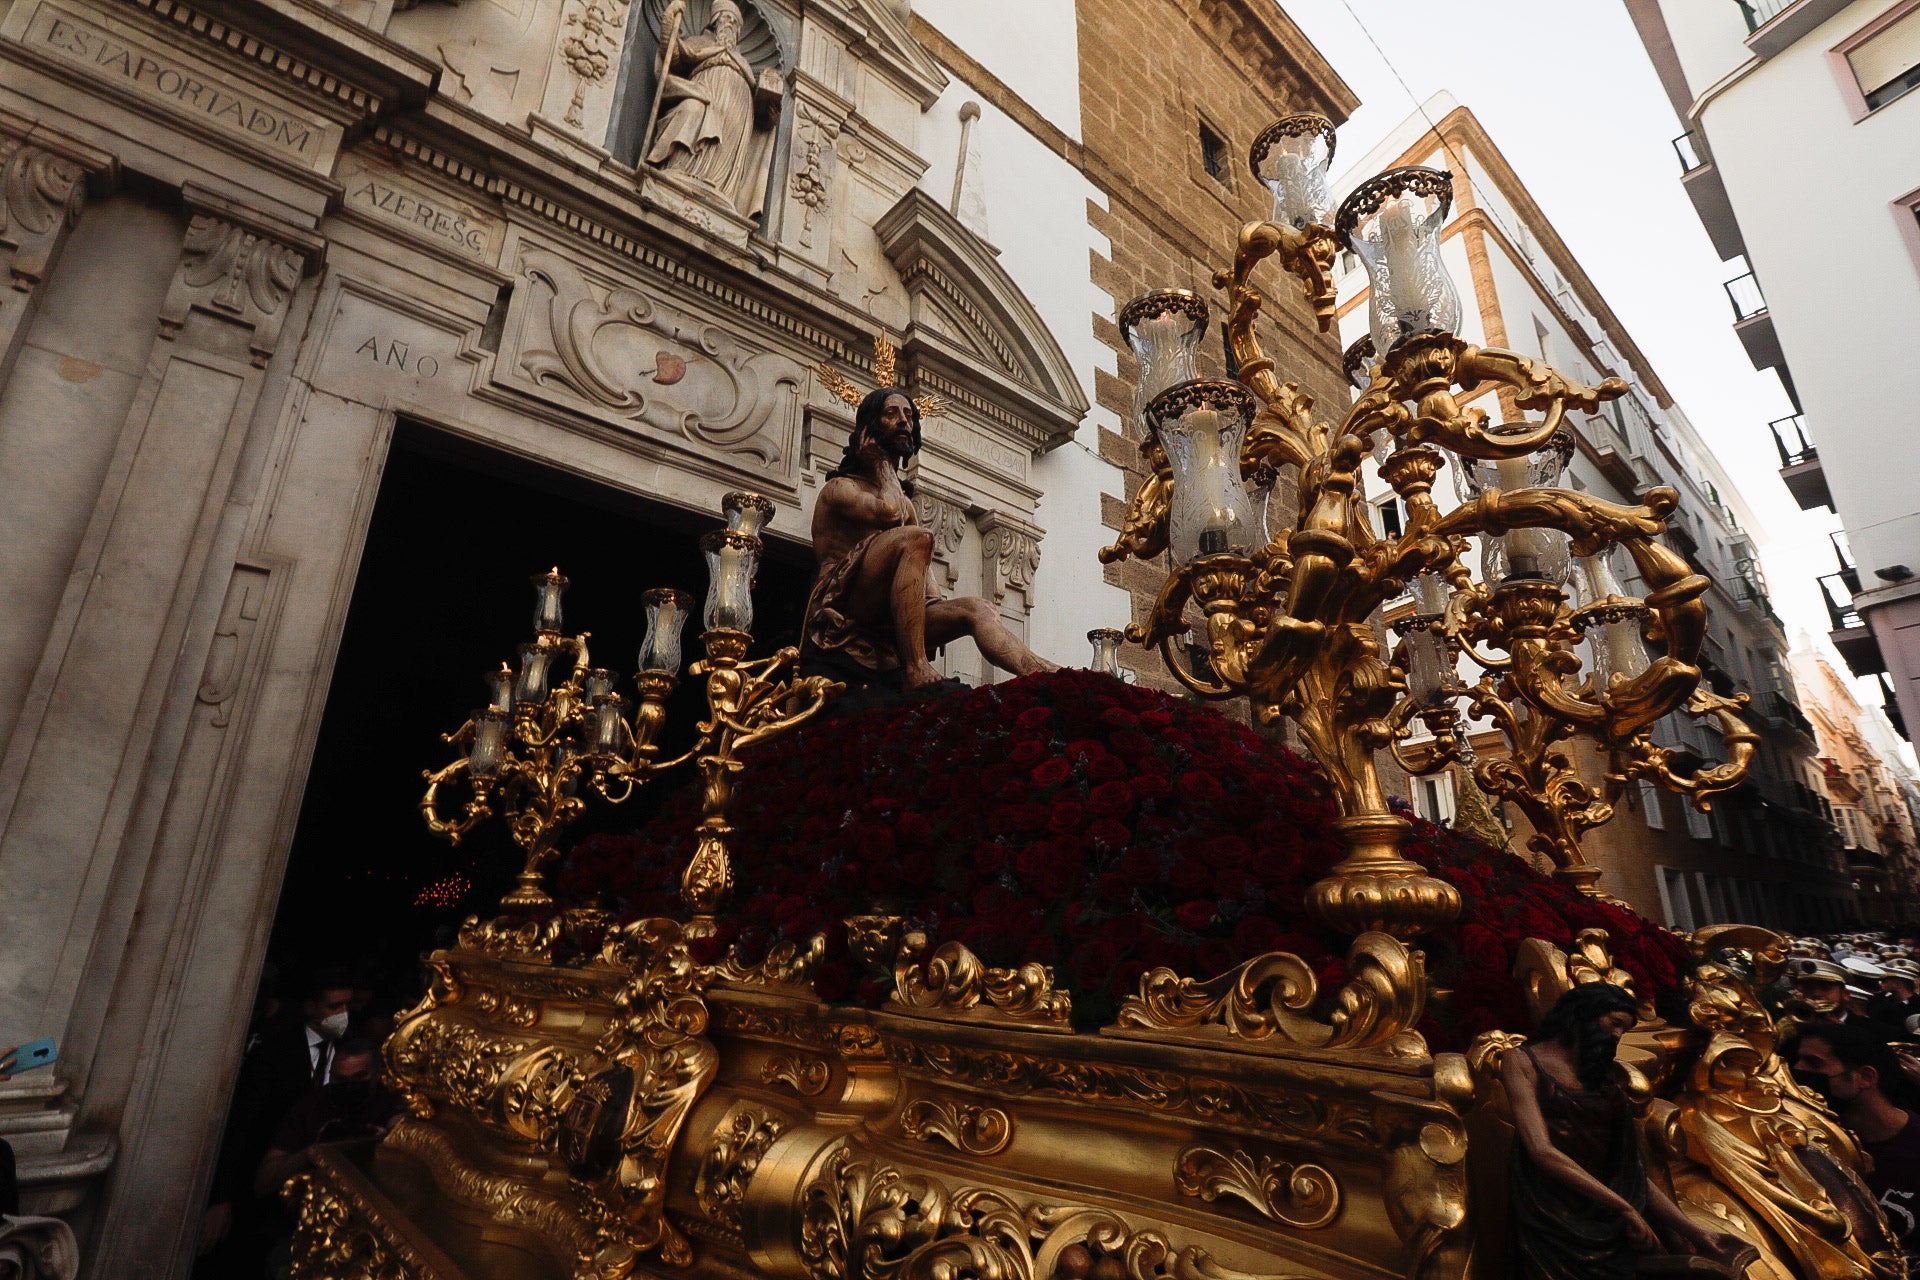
[801, 388, 1056, 691]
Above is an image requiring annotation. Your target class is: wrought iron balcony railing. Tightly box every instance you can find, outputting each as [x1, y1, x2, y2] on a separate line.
[1725, 272, 1768, 322]
[1820, 572, 1864, 631]
[1735, 0, 1796, 32]
[1672, 130, 1707, 174]
[1770, 414, 1816, 467]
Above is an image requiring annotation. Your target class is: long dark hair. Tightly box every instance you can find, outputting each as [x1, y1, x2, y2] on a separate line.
[829, 387, 921, 497]
[1530, 980, 1640, 1090]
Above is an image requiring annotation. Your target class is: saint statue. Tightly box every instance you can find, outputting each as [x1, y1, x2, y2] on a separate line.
[802, 388, 1057, 691]
[1503, 982, 1750, 1278]
[644, 0, 783, 217]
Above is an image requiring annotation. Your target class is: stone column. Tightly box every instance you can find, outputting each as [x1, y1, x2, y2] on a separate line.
[0, 185, 321, 1050]
[0, 118, 115, 384]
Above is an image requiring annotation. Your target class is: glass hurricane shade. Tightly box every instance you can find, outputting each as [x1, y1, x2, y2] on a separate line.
[1088, 628, 1125, 676]
[1402, 572, 1455, 707]
[722, 491, 775, 539]
[485, 664, 514, 713]
[1119, 290, 1208, 437]
[1337, 168, 1461, 357]
[531, 567, 568, 634]
[590, 694, 627, 755]
[1460, 433, 1575, 584]
[1147, 380, 1259, 565]
[1572, 551, 1652, 687]
[582, 668, 614, 702]
[639, 588, 694, 675]
[1251, 115, 1336, 230]
[468, 706, 511, 778]
[515, 642, 556, 704]
[701, 530, 761, 633]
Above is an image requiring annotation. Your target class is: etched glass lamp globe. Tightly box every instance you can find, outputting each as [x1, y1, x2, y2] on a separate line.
[1335, 166, 1462, 358]
[1144, 379, 1260, 565]
[1454, 427, 1577, 585]
[1118, 289, 1209, 437]
[1249, 113, 1337, 230]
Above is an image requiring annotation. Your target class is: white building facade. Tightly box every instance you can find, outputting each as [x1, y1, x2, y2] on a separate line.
[1625, 0, 1920, 745]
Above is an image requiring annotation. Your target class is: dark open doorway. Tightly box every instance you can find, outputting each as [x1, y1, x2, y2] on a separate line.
[265, 424, 815, 1001]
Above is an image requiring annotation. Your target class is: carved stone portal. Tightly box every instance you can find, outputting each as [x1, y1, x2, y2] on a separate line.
[640, 0, 786, 221]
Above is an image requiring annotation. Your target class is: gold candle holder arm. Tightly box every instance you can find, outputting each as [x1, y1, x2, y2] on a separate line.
[419, 751, 495, 844]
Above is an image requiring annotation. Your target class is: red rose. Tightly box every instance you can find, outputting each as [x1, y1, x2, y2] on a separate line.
[1196, 938, 1237, 977]
[1048, 801, 1086, 836]
[1087, 818, 1132, 849]
[1110, 959, 1151, 999]
[1166, 857, 1211, 895]
[1231, 915, 1284, 955]
[1088, 754, 1129, 782]
[1177, 771, 1224, 804]
[974, 842, 1010, 875]
[1087, 781, 1135, 819]
[1109, 729, 1152, 757]
[1120, 847, 1157, 882]
[1199, 834, 1250, 869]
[1072, 938, 1121, 989]
[1031, 758, 1072, 787]
[1106, 911, 1148, 948]
[1102, 707, 1141, 730]
[1131, 773, 1173, 802]
[1015, 707, 1052, 730]
[1008, 739, 1047, 766]
[1174, 899, 1217, 930]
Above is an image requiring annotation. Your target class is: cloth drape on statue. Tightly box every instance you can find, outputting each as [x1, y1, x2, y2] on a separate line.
[1508, 1048, 1648, 1280]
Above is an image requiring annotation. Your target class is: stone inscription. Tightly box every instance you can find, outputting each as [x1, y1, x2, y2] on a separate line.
[23, 4, 335, 166]
[336, 154, 503, 263]
[355, 336, 439, 378]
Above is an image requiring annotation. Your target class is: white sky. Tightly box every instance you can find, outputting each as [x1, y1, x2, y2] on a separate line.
[1283, 1, 1868, 700]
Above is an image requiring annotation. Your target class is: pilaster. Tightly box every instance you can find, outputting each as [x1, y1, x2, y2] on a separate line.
[977, 509, 1042, 622]
[0, 115, 116, 383]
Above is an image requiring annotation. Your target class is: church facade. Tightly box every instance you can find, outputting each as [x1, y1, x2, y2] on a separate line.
[0, 0, 1351, 1271]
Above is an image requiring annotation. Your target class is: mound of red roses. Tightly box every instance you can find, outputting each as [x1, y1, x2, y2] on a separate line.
[553, 668, 1687, 1049]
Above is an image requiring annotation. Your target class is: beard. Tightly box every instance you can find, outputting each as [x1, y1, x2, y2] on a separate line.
[1575, 1024, 1622, 1091]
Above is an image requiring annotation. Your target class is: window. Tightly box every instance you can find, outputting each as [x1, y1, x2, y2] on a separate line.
[1658, 867, 1695, 932]
[1832, 2, 1920, 118]
[1198, 121, 1231, 185]
[1639, 778, 1666, 830]
[1373, 494, 1404, 539]
[1685, 801, 1714, 841]
[1411, 774, 1456, 824]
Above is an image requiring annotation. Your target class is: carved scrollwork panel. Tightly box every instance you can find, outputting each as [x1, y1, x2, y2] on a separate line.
[799, 1146, 1321, 1280]
[511, 247, 801, 469]
[762, 1052, 832, 1097]
[1173, 1147, 1340, 1230]
[891, 932, 1071, 1029]
[695, 1103, 790, 1234]
[900, 1097, 1013, 1156]
[163, 213, 310, 364]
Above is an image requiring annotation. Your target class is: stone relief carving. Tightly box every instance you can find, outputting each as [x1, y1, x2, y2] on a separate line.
[640, 0, 786, 220]
[978, 512, 1041, 610]
[197, 565, 272, 729]
[559, 0, 632, 128]
[912, 489, 968, 588]
[161, 214, 312, 365]
[514, 247, 800, 466]
[0, 139, 87, 288]
[787, 105, 838, 247]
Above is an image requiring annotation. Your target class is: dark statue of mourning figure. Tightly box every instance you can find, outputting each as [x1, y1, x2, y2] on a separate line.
[1503, 981, 1750, 1278]
[800, 388, 1056, 692]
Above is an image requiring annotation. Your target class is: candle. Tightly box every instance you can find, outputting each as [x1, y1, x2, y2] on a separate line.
[1380, 194, 1429, 328]
[701, 531, 761, 633]
[1088, 628, 1124, 676]
[1494, 456, 1548, 579]
[531, 567, 567, 634]
[469, 706, 510, 777]
[515, 643, 553, 704]
[639, 588, 692, 675]
[485, 663, 514, 713]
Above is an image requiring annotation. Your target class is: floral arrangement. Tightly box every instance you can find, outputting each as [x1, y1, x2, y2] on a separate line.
[554, 669, 1688, 1047]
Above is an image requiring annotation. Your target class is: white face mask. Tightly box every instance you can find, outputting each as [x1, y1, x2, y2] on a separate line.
[318, 1010, 350, 1039]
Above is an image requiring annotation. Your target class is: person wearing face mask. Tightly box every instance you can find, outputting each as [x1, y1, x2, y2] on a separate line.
[252, 1037, 398, 1200]
[1794, 1019, 1920, 1268]
[194, 965, 354, 1277]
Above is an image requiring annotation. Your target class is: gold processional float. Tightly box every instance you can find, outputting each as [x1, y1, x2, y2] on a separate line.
[285, 114, 1906, 1279]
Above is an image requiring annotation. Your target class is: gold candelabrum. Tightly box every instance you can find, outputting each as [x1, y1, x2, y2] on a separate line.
[1105, 115, 1755, 928]
[420, 491, 841, 926]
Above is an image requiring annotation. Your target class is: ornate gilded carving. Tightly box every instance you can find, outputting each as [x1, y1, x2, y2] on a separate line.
[285, 1156, 444, 1280]
[384, 1120, 595, 1258]
[762, 1052, 832, 1096]
[1172, 1147, 1340, 1230]
[891, 932, 1071, 1029]
[565, 917, 721, 1271]
[799, 1147, 1318, 1280]
[1111, 932, 1426, 1055]
[695, 1103, 789, 1234]
[900, 1098, 1013, 1157]
[706, 932, 826, 991]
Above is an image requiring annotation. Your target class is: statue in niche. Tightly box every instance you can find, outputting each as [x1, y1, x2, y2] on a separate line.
[643, 0, 785, 219]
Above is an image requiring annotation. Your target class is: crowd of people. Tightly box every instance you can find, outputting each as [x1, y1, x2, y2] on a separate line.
[190, 961, 416, 1280]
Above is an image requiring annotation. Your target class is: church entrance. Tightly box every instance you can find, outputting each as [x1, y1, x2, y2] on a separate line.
[195, 424, 813, 1273]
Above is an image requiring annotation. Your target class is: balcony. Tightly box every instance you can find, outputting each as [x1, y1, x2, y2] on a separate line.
[1724, 272, 1786, 372]
[1736, 0, 1854, 58]
[1671, 131, 1746, 261]
[1880, 672, 1910, 742]
[1769, 414, 1832, 510]
[1821, 572, 1889, 677]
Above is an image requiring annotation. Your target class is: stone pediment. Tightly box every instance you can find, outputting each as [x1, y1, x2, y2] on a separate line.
[808, 0, 947, 109]
[874, 188, 1087, 454]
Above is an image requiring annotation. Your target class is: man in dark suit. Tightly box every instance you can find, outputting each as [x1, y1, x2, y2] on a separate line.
[194, 966, 353, 1277]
